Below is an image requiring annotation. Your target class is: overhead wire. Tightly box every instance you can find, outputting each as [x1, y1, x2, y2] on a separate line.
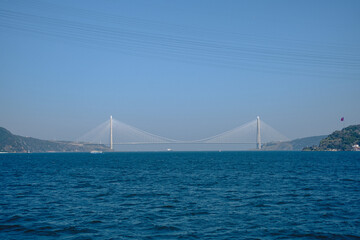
[1, 9, 358, 68]
[0, 1, 359, 78]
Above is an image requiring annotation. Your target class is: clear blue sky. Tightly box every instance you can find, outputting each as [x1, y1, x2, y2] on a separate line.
[1, 0, 359, 142]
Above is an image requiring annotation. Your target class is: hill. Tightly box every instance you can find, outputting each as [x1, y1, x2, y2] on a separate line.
[303, 124, 360, 151]
[261, 135, 327, 151]
[0, 127, 110, 153]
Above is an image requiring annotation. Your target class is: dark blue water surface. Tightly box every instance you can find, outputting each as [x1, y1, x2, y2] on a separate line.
[0, 152, 360, 239]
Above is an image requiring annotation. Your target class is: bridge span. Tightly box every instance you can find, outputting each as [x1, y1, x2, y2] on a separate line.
[77, 116, 287, 151]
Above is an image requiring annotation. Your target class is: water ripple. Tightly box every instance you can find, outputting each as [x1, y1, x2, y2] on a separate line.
[0, 152, 359, 239]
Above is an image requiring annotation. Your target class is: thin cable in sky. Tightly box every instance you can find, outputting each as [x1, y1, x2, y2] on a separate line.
[0, 1, 359, 78]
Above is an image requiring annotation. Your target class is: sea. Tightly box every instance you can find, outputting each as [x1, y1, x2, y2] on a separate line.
[0, 152, 359, 239]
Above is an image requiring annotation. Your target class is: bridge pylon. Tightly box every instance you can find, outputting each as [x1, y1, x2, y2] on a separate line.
[256, 116, 261, 150]
[110, 115, 113, 150]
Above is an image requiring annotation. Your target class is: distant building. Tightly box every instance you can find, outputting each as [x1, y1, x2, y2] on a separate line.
[352, 144, 360, 151]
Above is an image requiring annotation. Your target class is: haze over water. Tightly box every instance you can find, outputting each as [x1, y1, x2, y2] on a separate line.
[1, 0, 359, 140]
[1, 152, 359, 239]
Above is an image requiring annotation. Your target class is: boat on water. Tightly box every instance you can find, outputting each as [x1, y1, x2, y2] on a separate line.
[90, 150, 103, 154]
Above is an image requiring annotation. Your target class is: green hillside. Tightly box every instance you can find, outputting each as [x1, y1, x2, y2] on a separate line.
[317, 124, 360, 151]
[0, 127, 110, 153]
[303, 124, 360, 151]
[261, 135, 327, 151]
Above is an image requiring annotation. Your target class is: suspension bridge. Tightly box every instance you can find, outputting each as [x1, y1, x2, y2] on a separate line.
[77, 116, 288, 150]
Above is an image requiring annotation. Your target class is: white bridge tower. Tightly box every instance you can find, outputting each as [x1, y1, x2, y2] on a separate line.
[256, 116, 261, 150]
[110, 115, 113, 150]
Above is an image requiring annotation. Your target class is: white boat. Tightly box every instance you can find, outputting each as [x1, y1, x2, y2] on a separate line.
[90, 150, 103, 154]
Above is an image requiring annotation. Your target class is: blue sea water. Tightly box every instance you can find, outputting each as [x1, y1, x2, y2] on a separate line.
[0, 152, 359, 239]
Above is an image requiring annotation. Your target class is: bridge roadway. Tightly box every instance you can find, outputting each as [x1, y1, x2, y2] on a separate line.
[111, 142, 258, 145]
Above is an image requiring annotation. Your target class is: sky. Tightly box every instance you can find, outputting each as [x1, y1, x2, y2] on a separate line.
[0, 0, 359, 145]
